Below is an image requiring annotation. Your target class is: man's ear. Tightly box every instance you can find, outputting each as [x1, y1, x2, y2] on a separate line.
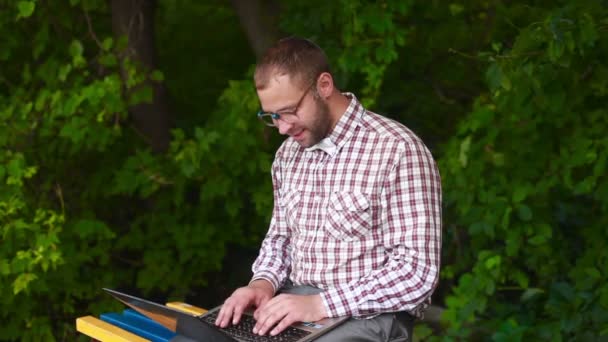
[316, 72, 334, 99]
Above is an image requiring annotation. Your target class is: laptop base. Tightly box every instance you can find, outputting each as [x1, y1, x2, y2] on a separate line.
[175, 315, 234, 342]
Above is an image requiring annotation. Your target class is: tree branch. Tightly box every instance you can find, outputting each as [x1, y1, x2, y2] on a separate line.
[230, 0, 281, 59]
[110, 0, 172, 153]
[83, 8, 103, 50]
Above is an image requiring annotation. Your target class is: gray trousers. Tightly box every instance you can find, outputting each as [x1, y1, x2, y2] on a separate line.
[280, 282, 414, 342]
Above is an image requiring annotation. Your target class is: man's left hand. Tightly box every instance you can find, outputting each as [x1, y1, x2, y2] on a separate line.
[252, 294, 328, 336]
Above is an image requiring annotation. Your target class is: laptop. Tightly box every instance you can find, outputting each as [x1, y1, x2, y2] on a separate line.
[103, 288, 348, 342]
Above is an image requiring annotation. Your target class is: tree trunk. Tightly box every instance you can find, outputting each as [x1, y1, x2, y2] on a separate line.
[230, 0, 281, 59]
[110, 0, 171, 153]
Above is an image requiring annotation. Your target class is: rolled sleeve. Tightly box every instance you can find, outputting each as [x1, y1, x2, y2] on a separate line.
[251, 151, 292, 291]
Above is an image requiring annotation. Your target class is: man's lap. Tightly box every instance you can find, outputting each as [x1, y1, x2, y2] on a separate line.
[279, 281, 414, 342]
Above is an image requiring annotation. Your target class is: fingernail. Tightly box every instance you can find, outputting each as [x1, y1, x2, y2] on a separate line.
[271, 329, 278, 336]
[252, 327, 257, 334]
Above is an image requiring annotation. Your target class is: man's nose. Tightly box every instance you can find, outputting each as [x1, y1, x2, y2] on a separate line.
[276, 120, 293, 135]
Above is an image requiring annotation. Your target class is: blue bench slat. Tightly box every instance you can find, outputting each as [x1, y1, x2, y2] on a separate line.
[100, 312, 177, 342]
[122, 309, 166, 327]
[123, 309, 147, 318]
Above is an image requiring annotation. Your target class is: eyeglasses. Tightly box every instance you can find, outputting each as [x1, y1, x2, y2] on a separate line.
[257, 86, 312, 127]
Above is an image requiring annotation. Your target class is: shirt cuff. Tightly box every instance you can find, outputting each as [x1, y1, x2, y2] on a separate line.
[250, 271, 281, 294]
[319, 285, 358, 318]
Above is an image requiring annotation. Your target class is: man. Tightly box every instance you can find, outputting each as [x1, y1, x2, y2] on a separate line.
[215, 37, 442, 341]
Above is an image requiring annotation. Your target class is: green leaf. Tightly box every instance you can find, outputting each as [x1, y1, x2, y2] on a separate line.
[58, 64, 72, 82]
[553, 282, 575, 301]
[413, 324, 434, 340]
[501, 74, 512, 91]
[0, 259, 10, 276]
[528, 235, 546, 245]
[34, 89, 50, 111]
[585, 267, 601, 279]
[99, 53, 118, 67]
[491, 152, 505, 166]
[521, 288, 544, 301]
[484, 255, 501, 269]
[22, 101, 33, 116]
[69, 40, 84, 58]
[486, 63, 504, 91]
[512, 185, 529, 203]
[517, 204, 532, 221]
[492, 42, 502, 53]
[13, 273, 38, 294]
[129, 85, 154, 105]
[17, 1, 36, 19]
[579, 13, 598, 47]
[32, 23, 49, 59]
[449, 3, 464, 16]
[102, 37, 113, 51]
[7, 155, 26, 185]
[600, 287, 608, 309]
[513, 270, 529, 288]
[151, 70, 164, 82]
[73, 219, 115, 239]
[459, 136, 471, 167]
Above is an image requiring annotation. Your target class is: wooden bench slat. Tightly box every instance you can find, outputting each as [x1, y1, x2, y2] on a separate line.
[76, 316, 150, 342]
[165, 302, 207, 316]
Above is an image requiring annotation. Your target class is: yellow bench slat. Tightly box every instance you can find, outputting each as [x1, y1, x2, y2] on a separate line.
[166, 302, 207, 316]
[76, 316, 150, 342]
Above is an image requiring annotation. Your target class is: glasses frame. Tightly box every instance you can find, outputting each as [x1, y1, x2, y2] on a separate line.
[257, 85, 313, 127]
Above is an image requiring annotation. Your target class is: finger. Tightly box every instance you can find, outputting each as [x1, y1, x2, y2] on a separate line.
[255, 304, 288, 335]
[253, 295, 276, 324]
[217, 303, 234, 328]
[219, 295, 241, 328]
[270, 314, 296, 336]
[232, 304, 244, 325]
[215, 300, 228, 325]
[253, 297, 280, 321]
[254, 294, 282, 321]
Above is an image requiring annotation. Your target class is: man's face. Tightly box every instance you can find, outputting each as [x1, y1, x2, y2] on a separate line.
[257, 74, 331, 148]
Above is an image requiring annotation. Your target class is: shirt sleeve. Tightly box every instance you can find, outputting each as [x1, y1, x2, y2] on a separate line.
[319, 139, 442, 317]
[251, 151, 292, 293]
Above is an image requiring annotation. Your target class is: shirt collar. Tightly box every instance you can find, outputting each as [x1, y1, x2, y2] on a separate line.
[304, 137, 338, 155]
[304, 93, 364, 156]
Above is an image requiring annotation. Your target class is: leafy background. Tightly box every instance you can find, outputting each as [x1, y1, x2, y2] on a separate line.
[1, 0, 606, 340]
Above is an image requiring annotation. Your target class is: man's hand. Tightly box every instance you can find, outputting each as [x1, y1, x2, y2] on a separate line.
[252, 294, 328, 336]
[215, 280, 274, 328]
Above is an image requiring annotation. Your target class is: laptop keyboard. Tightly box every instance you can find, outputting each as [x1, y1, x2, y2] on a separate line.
[201, 310, 311, 342]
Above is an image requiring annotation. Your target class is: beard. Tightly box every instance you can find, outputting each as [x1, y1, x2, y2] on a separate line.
[299, 95, 332, 148]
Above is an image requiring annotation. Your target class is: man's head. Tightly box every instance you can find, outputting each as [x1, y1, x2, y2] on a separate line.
[254, 37, 341, 148]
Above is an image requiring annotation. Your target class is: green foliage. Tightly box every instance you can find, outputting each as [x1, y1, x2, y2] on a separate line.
[280, 0, 411, 107]
[439, 1, 608, 339]
[1, 0, 268, 339]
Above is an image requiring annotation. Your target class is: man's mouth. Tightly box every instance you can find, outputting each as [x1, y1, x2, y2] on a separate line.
[292, 129, 305, 140]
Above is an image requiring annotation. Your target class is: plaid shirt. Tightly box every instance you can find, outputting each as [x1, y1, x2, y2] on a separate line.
[252, 93, 442, 318]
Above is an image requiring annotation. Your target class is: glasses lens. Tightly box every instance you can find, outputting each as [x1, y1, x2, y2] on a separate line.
[258, 113, 276, 127]
[280, 113, 298, 124]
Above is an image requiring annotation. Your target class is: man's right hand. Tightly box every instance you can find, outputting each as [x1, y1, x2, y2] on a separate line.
[215, 279, 274, 328]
